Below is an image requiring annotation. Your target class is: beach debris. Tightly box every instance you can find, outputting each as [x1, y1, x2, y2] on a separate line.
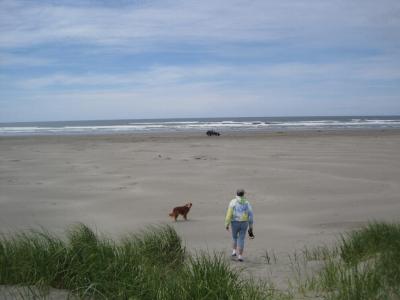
[193, 155, 217, 160]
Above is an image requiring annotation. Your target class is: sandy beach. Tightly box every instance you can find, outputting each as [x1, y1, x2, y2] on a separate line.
[1, 130, 400, 285]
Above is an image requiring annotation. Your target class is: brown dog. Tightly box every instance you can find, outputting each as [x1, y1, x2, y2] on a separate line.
[169, 203, 192, 221]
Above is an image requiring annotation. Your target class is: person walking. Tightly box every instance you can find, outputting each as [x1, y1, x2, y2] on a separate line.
[225, 189, 254, 262]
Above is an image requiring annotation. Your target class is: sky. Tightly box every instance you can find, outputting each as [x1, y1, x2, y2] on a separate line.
[1, 0, 400, 122]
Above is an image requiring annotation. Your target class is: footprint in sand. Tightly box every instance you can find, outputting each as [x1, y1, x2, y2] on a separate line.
[193, 155, 217, 161]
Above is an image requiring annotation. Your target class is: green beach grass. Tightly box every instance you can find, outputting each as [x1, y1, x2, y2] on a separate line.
[309, 222, 400, 299]
[0, 224, 281, 299]
[1, 222, 399, 299]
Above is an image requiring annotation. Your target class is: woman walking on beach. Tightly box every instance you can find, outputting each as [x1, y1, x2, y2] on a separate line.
[225, 189, 254, 262]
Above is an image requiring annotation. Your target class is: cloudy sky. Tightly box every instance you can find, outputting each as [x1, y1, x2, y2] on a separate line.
[1, 0, 400, 122]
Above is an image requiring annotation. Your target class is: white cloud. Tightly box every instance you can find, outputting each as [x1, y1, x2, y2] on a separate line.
[16, 65, 231, 89]
[5, 78, 397, 122]
[1, 0, 399, 50]
[2, 58, 397, 120]
[14, 55, 400, 91]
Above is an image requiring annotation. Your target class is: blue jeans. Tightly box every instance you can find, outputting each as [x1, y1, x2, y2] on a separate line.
[231, 221, 249, 250]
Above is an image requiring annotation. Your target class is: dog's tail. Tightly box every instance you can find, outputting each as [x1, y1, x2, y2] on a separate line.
[168, 212, 174, 217]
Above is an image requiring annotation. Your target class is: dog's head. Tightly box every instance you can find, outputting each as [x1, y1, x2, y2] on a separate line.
[185, 203, 192, 208]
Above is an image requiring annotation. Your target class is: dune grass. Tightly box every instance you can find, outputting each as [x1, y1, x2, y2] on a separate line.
[0, 224, 280, 299]
[1, 222, 399, 299]
[307, 221, 400, 299]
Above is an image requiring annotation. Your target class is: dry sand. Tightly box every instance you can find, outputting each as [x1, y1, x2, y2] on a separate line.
[1, 130, 400, 288]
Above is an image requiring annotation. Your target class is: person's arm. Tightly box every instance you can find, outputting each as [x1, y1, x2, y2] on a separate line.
[247, 202, 254, 229]
[225, 201, 234, 229]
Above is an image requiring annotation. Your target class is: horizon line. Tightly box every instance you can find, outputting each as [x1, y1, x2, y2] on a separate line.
[1, 114, 400, 125]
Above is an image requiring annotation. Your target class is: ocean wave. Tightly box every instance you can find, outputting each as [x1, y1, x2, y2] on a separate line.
[1, 117, 400, 136]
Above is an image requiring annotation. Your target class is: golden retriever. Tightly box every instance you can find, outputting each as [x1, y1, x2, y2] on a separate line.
[169, 203, 192, 221]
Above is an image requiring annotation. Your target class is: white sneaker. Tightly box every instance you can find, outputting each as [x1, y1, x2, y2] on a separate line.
[238, 255, 243, 262]
[231, 251, 237, 257]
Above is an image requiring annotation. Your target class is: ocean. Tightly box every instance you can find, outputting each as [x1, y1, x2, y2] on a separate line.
[1, 116, 400, 136]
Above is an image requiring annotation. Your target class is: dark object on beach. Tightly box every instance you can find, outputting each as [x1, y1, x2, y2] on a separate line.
[248, 228, 255, 239]
[206, 130, 220, 136]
